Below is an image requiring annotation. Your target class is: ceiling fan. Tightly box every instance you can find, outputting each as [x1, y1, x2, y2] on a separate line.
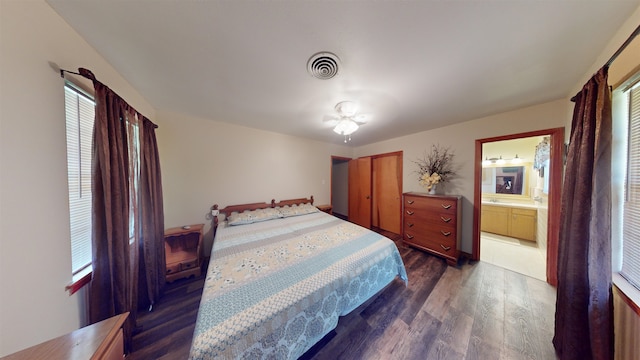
[324, 101, 370, 143]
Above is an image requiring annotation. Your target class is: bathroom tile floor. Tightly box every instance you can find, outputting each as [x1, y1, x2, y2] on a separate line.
[480, 231, 547, 281]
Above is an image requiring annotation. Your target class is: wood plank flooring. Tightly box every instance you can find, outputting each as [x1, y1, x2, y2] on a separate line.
[127, 228, 557, 360]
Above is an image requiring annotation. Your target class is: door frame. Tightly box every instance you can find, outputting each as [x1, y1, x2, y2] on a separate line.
[330, 156, 352, 218]
[472, 127, 564, 286]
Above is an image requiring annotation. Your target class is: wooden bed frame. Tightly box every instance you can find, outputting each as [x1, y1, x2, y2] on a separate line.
[211, 195, 315, 227]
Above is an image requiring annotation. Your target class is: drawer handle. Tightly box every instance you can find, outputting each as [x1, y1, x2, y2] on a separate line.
[440, 216, 452, 223]
[440, 244, 451, 251]
[407, 223, 414, 227]
[406, 210, 414, 215]
[440, 230, 451, 236]
[406, 234, 414, 239]
[407, 200, 415, 204]
[441, 204, 452, 209]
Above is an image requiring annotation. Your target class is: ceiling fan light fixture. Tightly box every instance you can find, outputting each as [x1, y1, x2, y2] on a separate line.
[335, 101, 358, 117]
[333, 119, 359, 136]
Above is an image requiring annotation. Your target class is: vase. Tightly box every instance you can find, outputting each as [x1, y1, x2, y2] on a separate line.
[429, 185, 437, 195]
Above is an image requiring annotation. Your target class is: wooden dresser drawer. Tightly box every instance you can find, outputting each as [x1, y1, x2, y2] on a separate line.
[404, 229, 456, 248]
[404, 196, 458, 213]
[403, 234, 458, 257]
[402, 192, 462, 266]
[404, 209, 458, 228]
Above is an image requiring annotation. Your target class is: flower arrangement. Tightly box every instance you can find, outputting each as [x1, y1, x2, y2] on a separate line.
[414, 144, 455, 192]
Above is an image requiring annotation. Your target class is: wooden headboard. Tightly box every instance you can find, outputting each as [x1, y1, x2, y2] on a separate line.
[212, 200, 275, 219]
[274, 196, 314, 208]
[211, 196, 315, 227]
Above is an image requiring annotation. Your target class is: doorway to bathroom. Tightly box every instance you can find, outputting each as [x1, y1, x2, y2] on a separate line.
[473, 127, 564, 285]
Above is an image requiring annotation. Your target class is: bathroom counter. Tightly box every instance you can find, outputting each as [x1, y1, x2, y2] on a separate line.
[481, 201, 540, 209]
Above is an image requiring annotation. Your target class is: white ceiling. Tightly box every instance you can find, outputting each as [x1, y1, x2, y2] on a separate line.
[47, 0, 639, 146]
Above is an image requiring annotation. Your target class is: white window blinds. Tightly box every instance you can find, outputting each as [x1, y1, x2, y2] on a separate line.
[622, 81, 640, 290]
[64, 85, 95, 275]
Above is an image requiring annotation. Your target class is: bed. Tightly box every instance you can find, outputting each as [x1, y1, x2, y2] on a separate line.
[189, 196, 408, 359]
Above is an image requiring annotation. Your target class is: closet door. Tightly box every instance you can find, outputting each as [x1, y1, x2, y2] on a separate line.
[348, 157, 372, 228]
[373, 153, 402, 234]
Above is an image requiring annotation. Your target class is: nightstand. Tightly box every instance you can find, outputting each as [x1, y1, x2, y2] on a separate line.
[164, 224, 204, 282]
[316, 204, 332, 215]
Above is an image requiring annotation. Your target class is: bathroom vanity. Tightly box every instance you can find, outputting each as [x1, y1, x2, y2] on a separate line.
[481, 202, 537, 242]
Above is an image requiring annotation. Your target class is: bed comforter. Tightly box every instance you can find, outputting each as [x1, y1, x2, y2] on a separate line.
[189, 210, 407, 359]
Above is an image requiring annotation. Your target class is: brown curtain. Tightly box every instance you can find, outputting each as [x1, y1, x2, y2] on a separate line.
[87, 70, 136, 347]
[82, 68, 165, 351]
[553, 67, 613, 360]
[138, 117, 165, 310]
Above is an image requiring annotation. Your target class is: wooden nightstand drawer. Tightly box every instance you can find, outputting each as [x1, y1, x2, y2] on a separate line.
[180, 258, 198, 270]
[166, 263, 181, 274]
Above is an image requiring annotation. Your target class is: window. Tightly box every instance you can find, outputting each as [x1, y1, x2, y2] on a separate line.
[64, 84, 95, 278]
[620, 79, 640, 291]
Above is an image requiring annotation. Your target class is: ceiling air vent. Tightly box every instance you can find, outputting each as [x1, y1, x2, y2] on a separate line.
[307, 52, 340, 80]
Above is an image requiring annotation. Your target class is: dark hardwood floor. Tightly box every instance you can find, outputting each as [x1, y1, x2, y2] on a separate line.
[128, 228, 557, 360]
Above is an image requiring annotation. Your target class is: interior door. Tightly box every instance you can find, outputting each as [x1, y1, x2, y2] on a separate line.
[349, 157, 372, 228]
[373, 154, 402, 234]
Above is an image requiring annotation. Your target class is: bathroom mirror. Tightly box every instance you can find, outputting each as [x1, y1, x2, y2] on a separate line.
[482, 165, 528, 196]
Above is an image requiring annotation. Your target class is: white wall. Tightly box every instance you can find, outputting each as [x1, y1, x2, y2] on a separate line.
[2, 0, 639, 357]
[354, 99, 569, 253]
[156, 110, 352, 254]
[0, 1, 155, 356]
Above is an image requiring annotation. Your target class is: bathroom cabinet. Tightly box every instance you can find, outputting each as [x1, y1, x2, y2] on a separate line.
[481, 204, 537, 242]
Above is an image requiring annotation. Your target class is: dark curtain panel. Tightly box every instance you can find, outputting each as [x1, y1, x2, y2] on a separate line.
[553, 67, 613, 360]
[81, 68, 165, 352]
[138, 117, 165, 310]
[87, 75, 136, 347]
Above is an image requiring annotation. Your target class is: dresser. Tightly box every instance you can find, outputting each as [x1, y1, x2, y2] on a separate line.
[402, 192, 462, 266]
[3, 312, 128, 360]
[165, 224, 204, 283]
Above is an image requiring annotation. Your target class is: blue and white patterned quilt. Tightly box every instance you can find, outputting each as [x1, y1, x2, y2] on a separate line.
[189, 211, 407, 359]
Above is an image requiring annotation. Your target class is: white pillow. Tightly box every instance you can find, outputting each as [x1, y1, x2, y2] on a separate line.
[227, 207, 282, 225]
[276, 203, 319, 218]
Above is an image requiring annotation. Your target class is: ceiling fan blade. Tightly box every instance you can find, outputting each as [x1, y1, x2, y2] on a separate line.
[322, 114, 340, 125]
[354, 114, 371, 124]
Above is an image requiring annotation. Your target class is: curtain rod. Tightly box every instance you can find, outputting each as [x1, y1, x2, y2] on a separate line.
[571, 24, 640, 102]
[59, 67, 158, 128]
[59, 69, 83, 78]
[604, 24, 640, 68]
